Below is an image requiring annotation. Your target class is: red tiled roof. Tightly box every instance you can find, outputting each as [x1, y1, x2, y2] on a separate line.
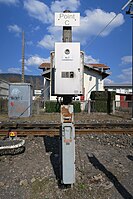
[39, 63, 50, 69]
[39, 62, 110, 70]
[85, 63, 110, 70]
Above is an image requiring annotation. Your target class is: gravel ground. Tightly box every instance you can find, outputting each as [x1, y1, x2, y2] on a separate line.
[0, 135, 133, 199]
[0, 113, 133, 199]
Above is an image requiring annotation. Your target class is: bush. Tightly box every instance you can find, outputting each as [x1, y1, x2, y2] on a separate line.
[72, 101, 81, 113]
[90, 91, 108, 100]
[94, 100, 108, 113]
[45, 100, 81, 113]
[90, 91, 116, 113]
[45, 101, 60, 113]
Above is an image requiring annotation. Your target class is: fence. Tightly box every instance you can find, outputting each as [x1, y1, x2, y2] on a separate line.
[0, 98, 132, 116]
[0, 98, 45, 116]
[82, 100, 132, 115]
[0, 98, 8, 113]
[115, 100, 132, 114]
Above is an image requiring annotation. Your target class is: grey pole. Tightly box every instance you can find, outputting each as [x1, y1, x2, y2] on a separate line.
[21, 31, 25, 83]
[62, 10, 73, 105]
[131, 15, 133, 120]
[125, 1, 133, 119]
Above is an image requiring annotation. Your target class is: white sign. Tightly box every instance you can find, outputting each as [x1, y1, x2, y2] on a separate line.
[55, 12, 80, 26]
[34, 90, 41, 95]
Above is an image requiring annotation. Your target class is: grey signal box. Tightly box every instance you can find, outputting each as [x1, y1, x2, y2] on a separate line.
[8, 83, 32, 118]
[60, 105, 75, 184]
[51, 42, 84, 96]
[60, 123, 75, 184]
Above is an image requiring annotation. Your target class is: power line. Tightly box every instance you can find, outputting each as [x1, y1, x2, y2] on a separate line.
[83, 13, 119, 51]
[82, 1, 131, 52]
[17, 85, 50, 118]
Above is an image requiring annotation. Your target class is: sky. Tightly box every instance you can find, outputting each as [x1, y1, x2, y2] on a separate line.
[0, 0, 132, 84]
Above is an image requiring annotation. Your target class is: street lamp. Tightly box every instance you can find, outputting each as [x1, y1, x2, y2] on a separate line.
[123, 0, 133, 119]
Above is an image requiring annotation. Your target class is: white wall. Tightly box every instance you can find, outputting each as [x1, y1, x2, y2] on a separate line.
[0, 80, 9, 98]
[44, 78, 50, 101]
[84, 68, 104, 100]
[43, 68, 105, 101]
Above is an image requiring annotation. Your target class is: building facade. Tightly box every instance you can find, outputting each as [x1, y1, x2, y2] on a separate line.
[0, 79, 9, 98]
[104, 84, 132, 108]
[39, 63, 110, 101]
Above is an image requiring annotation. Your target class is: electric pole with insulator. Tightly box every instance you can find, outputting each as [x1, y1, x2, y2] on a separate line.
[123, 0, 133, 119]
[21, 31, 25, 83]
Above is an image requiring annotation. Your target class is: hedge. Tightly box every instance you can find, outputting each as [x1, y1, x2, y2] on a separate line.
[90, 91, 108, 100]
[90, 91, 116, 113]
[72, 101, 81, 113]
[90, 91, 116, 101]
[45, 101, 60, 113]
[45, 100, 81, 113]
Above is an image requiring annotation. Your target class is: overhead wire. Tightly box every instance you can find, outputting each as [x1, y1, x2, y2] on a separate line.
[83, 14, 119, 51]
[17, 85, 50, 118]
[14, 1, 132, 119]
[78, 1, 130, 52]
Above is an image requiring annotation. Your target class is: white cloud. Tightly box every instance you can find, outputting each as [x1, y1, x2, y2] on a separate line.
[38, 8, 124, 50]
[0, 69, 2, 73]
[51, 0, 80, 12]
[24, 0, 53, 24]
[25, 55, 50, 66]
[84, 54, 99, 64]
[34, 25, 40, 31]
[104, 78, 114, 85]
[121, 56, 132, 65]
[8, 67, 21, 74]
[117, 67, 132, 83]
[26, 41, 33, 46]
[24, 0, 80, 25]
[23, 1, 124, 51]
[74, 9, 124, 45]
[7, 66, 31, 74]
[38, 25, 62, 49]
[38, 35, 56, 50]
[0, 0, 19, 5]
[8, 24, 22, 36]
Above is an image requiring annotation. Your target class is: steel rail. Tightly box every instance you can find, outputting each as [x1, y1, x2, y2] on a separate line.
[0, 128, 133, 136]
[0, 122, 133, 129]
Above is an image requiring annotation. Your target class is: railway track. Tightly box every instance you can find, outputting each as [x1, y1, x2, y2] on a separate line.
[0, 122, 132, 136]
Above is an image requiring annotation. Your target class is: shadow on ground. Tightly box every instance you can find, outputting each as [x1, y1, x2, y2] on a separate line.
[87, 154, 133, 199]
[43, 136, 60, 180]
[127, 155, 133, 161]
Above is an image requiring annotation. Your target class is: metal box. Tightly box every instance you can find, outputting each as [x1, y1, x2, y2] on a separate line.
[60, 123, 75, 184]
[60, 105, 75, 184]
[51, 42, 84, 96]
[8, 83, 32, 118]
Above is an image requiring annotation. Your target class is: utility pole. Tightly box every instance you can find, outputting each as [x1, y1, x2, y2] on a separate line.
[62, 10, 72, 105]
[123, 0, 133, 119]
[62, 10, 72, 42]
[21, 31, 25, 83]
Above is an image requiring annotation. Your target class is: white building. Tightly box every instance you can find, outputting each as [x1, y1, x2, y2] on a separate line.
[84, 64, 110, 100]
[39, 63, 110, 102]
[0, 79, 9, 98]
[104, 84, 132, 108]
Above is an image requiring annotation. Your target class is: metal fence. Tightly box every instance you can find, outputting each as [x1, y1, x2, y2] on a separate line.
[82, 100, 132, 114]
[0, 98, 45, 116]
[0, 98, 8, 113]
[115, 100, 132, 114]
[0, 98, 132, 116]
